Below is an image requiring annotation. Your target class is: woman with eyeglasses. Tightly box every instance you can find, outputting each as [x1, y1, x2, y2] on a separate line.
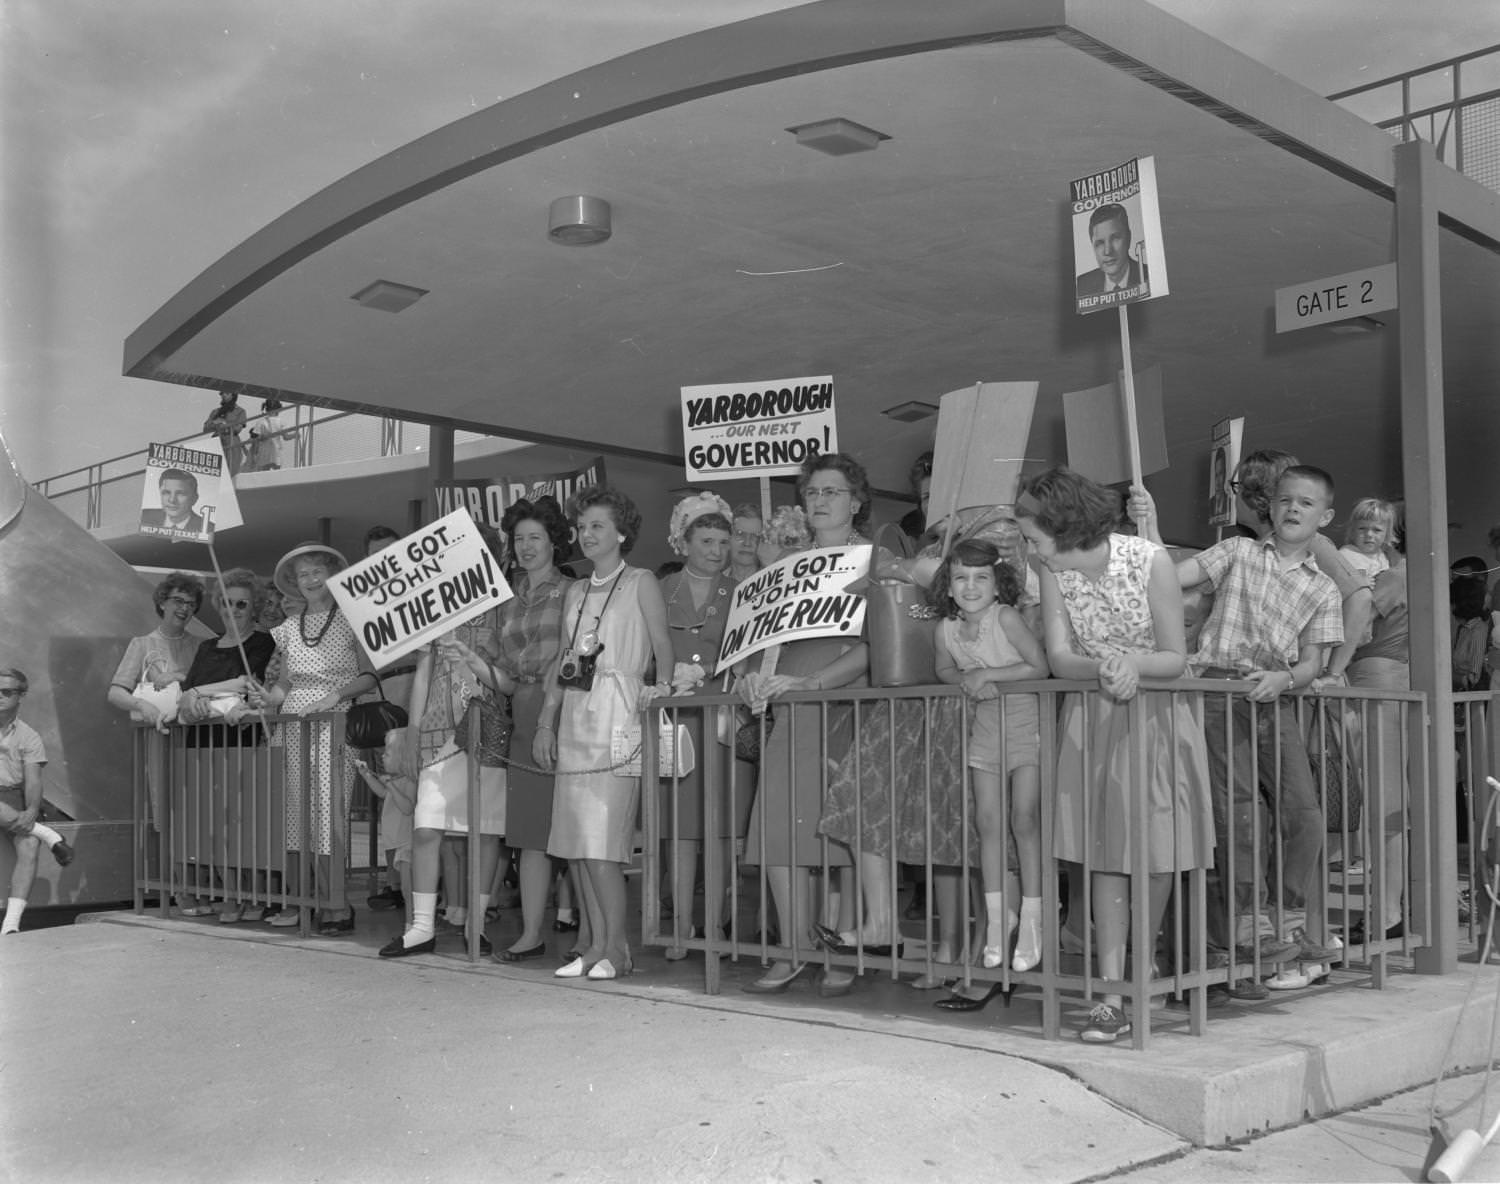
[739, 453, 875, 997]
[107, 572, 208, 914]
[657, 492, 748, 953]
[727, 504, 764, 583]
[175, 569, 277, 922]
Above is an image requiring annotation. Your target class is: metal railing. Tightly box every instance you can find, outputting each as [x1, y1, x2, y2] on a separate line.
[36, 407, 497, 533]
[640, 677, 1475, 1048]
[1329, 44, 1500, 193]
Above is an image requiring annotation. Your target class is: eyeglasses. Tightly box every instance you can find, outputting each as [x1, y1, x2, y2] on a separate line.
[732, 530, 763, 545]
[221, 598, 252, 610]
[162, 595, 197, 608]
[803, 486, 852, 502]
[0, 687, 24, 698]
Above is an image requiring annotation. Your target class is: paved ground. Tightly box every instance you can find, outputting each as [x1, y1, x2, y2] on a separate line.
[7, 910, 1497, 1183]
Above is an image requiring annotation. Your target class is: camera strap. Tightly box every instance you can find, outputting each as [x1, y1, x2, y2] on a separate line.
[566, 565, 625, 654]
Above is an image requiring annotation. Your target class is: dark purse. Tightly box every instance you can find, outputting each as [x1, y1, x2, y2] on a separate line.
[454, 694, 513, 766]
[345, 698, 408, 750]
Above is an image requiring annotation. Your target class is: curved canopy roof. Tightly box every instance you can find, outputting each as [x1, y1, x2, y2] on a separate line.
[123, 0, 1500, 544]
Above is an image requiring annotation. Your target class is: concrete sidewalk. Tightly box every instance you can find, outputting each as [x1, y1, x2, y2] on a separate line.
[6, 919, 1181, 1184]
[8, 912, 1498, 1182]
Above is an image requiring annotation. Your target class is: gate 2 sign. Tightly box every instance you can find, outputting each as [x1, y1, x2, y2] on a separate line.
[1274, 263, 1397, 333]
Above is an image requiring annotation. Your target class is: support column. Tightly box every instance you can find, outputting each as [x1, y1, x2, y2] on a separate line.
[1395, 139, 1456, 974]
[426, 426, 455, 526]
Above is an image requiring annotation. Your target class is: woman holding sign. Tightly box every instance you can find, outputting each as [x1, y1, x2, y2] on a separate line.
[739, 453, 873, 997]
[251, 544, 377, 935]
[538, 486, 674, 981]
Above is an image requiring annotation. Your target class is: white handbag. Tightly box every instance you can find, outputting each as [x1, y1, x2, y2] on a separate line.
[611, 718, 696, 778]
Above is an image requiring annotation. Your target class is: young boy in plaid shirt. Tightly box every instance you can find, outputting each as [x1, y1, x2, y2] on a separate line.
[1174, 466, 1344, 969]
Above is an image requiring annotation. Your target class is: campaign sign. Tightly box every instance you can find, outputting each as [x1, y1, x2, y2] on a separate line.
[329, 508, 513, 668]
[1070, 155, 1169, 315]
[1208, 416, 1244, 528]
[139, 442, 223, 543]
[716, 544, 870, 674]
[681, 375, 837, 481]
[432, 456, 607, 529]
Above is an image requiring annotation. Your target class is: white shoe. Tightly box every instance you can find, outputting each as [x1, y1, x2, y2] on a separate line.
[555, 956, 588, 978]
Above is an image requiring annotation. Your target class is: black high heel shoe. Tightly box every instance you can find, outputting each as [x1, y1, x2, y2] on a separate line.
[812, 922, 904, 959]
[933, 981, 1011, 1012]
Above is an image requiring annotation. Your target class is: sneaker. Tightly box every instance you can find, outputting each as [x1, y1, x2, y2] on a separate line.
[1227, 976, 1270, 1000]
[1080, 1002, 1130, 1043]
[50, 839, 75, 867]
[1287, 927, 1339, 962]
[366, 887, 405, 911]
[1264, 966, 1320, 990]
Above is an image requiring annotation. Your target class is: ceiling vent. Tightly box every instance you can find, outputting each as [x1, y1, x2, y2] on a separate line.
[882, 400, 938, 423]
[351, 280, 428, 313]
[548, 195, 612, 245]
[787, 117, 890, 156]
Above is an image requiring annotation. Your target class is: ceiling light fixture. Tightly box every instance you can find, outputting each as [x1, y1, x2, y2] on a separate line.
[1326, 315, 1385, 335]
[548, 195, 612, 245]
[787, 117, 890, 156]
[882, 400, 938, 423]
[351, 280, 428, 313]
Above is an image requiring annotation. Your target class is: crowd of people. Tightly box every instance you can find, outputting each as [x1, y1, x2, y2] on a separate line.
[80, 443, 1496, 1041]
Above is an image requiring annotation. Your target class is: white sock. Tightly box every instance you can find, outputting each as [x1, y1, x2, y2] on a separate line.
[404, 891, 438, 947]
[1, 896, 25, 934]
[30, 822, 63, 848]
[1016, 896, 1043, 954]
[556, 907, 575, 923]
[447, 905, 468, 925]
[477, 893, 491, 919]
[984, 891, 1010, 944]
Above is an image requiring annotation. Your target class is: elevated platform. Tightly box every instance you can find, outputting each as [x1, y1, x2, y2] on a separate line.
[21, 904, 1498, 1154]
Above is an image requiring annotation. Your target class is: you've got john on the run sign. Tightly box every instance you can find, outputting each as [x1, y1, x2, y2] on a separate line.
[328, 508, 513, 668]
[680, 375, 837, 481]
[715, 544, 870, 674]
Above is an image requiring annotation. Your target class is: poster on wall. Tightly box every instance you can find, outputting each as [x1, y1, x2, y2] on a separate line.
[680, 375, 837, 481]
[1070, 155, 1169, 315]
[139, 442, 227, 543]
[328, 508, 513, 668]
[1208, 416, 1244, 528]
[432, 456, 607, 529]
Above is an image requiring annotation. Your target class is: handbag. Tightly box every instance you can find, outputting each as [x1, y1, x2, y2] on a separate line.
[1306, 699, 1362, 832]
[454, 694, 513, 765]
[346, 698, 408, 750]
[866, 581, 940, 687]
[131, 679, 182, 723]
[611, 717, 696, 778]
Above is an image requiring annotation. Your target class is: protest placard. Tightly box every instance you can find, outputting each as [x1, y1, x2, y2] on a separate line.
[1062, 365, 1169, 486]
[680, 376, 837, 481]
[139, 442, 226, 543]
[716, 544, 870, 673]
[328, 508, 513, 668]
[926, 382, 1039, 531]
[432, 456, 607, 529]
[1208, 416, 1244, 528]
[1070, 155, 1169, 315]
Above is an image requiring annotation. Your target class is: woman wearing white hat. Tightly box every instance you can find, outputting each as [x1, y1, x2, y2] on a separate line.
[250, 542, 376, 935]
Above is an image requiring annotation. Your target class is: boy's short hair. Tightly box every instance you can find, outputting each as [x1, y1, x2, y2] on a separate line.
[1235, 449, 1298, 524]
[0, 668, 28, 693]
[1276, 464, 1335, 503]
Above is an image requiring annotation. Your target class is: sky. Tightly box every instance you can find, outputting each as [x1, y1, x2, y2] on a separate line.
[2, 0, 1497, 484]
